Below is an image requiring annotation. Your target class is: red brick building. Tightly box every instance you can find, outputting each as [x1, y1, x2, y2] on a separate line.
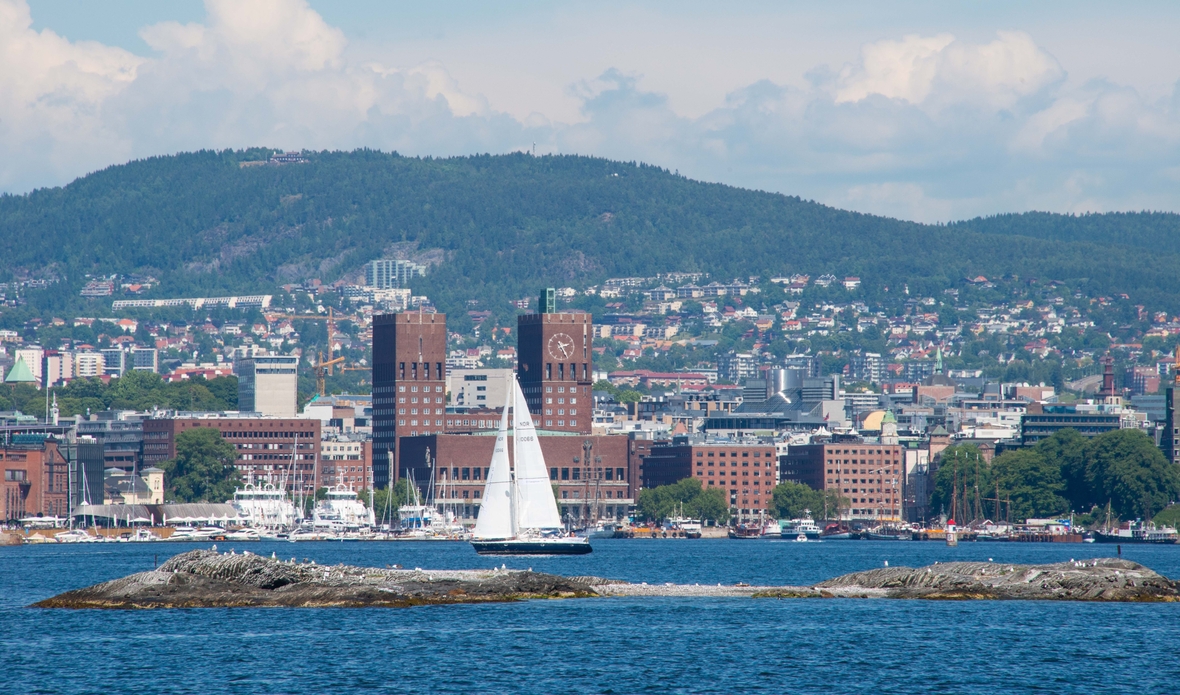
[639, 438, 778, 520]
[395, 433, 636, 522]
[518, 297, 593, 434]
[2, 438, 69, 521]
[779, 442, 904, 521]
[372, 311, 448, 488]
[143, 416, 321, 496]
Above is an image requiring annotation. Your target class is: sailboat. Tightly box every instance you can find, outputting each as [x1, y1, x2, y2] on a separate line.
[471, 378, 592, 555]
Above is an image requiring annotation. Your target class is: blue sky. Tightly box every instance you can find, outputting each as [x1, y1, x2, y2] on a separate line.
[8, 0, 1180, 222]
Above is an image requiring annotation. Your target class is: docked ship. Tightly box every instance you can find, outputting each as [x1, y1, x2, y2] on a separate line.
[312, 485, 376, 534]
[231, 482, 302, 530]
[470, 379, 591, 555]
[1093, 520, 1179, 544]
[779, 514, 822, 541]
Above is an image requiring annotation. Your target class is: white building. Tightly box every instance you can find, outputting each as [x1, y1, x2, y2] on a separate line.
[447, 368, 513, 409]
[236, 355, 299, 417]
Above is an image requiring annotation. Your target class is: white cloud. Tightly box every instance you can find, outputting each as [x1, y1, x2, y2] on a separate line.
[2, 0, 1180, 224]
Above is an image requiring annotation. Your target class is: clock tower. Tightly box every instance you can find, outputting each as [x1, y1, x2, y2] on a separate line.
[518, 288, 593, 434]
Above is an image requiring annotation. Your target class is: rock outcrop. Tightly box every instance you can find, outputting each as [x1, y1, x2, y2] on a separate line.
[33, 552, 1180, 609]
[33, 550, 600, 609]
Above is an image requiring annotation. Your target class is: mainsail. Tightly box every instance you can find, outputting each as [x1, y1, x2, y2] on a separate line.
[473, 389, 515, 540]
[512, 379, 564, 530]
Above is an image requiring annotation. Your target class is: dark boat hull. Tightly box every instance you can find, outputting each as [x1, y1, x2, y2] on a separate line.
[471, 539, 593, 555]
[1092, 531, 1178, 544]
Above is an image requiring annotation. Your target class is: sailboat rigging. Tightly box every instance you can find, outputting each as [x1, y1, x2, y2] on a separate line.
[470, 378, 591, 555]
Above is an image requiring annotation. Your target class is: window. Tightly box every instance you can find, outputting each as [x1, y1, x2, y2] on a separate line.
[561, 468, 570, 480]
[550, 468, 558, 480]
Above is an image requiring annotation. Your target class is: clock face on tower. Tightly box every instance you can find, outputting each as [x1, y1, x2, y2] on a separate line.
[547, 332, 575, 360]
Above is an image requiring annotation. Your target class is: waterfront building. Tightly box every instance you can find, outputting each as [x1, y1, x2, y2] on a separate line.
[1, 436, 70, 521]
[371, 311, 447, 488]
[638, 436, 777, 520]
[779, 441, 904, 521]
[142, 415, 321, 495]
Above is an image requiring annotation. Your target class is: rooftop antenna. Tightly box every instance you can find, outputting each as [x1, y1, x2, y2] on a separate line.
[532, 142, 536, 156]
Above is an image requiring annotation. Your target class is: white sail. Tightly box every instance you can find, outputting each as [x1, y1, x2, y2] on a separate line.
[513, 378, 564, 530]
[473, 389, 515, 540]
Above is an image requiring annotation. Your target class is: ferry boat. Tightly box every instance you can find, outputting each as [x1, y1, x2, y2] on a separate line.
[312, 485, 376, 534]
[1093, 520, 1179, 544]
[780, 515, 822, 541]
[470, 379, 591, 555]
[231, 483, 302, 530]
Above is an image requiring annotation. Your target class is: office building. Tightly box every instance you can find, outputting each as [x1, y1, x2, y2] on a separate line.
[236, 355, 299, 417]
[143, 415, 321, 495]
[449, 368, 513, 409]
[779, 442, 904, 521]
[371, 312, 447, 488]
[639, 437, 777, 520]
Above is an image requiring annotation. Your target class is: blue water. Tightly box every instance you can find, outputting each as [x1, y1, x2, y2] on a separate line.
[3, 539, 1179, 694]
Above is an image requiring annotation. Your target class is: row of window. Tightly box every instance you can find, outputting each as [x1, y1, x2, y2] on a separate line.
[549, 467, 625, 481]
[398, 384, 444, 393]
[398, 408, 444, 416]
[543, 409, 577, 416]
[399, 420, 443, 428]
[696, 450, 769, 458]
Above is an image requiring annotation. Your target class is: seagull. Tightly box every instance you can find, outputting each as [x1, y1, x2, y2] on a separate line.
[884, 560, 889, 567]
[988, 558, 993, 562]
[211, 544, 217, 552]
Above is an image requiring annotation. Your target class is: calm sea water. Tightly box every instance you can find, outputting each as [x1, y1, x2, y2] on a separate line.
[3, 539, 1179, 694]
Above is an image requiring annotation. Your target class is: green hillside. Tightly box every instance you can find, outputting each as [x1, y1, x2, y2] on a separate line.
[1, 149, 1177, 321]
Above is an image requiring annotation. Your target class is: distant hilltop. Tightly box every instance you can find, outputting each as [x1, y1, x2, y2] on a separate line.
[3, 149, 1180, 317]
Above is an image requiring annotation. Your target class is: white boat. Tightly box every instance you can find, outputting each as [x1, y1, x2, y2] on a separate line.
[225, 528, 261, 541]
[55, 529, 97, 543]
[470, 378, 591, 555]
[312, 485, 376, 534]
[117, 528, 157, 543]
[780, 514, 822, 540]
[232, 482, 303, 530]
[794, 533, 808, 542]
[168, 525, 224, 542]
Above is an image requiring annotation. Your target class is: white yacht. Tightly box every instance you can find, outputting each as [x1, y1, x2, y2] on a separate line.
[232, 482, 303, 530]
[470, 379, 591, 555]
[312, 485, 375, 534]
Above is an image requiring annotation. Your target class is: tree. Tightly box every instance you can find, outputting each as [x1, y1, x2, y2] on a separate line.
[1082, 429, 1180, 520]
[687, 486, 731, 524]
[769, 482, 822, 520]
[990, 449, 1068, 521]
[159, 427, 241, 503]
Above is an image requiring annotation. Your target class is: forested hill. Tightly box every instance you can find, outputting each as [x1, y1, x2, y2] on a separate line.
[3, 149, 1180, 318]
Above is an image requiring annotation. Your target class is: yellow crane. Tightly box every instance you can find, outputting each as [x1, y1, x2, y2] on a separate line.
[314, 354, 346, 398]
[265, 307, 341, 373]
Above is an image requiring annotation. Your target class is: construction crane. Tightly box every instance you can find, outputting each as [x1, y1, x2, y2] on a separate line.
[264, 307, 341, 373]
[314, 354, 346, 398]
